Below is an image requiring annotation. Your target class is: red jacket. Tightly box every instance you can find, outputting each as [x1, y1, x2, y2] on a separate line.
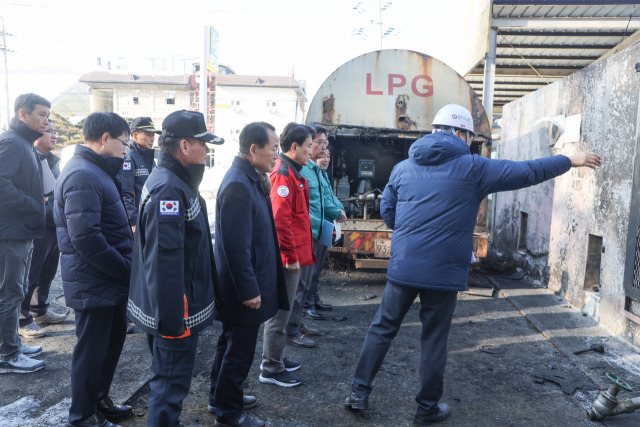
[270, 154, 316, 267]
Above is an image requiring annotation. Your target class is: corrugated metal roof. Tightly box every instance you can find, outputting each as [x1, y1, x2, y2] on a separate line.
[466, 1, 640, 115]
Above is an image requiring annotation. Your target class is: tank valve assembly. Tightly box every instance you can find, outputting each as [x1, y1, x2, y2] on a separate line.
[587, 373, 640, 421]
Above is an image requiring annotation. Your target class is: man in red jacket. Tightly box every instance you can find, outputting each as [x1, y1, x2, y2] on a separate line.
[259, 123, 315, 388]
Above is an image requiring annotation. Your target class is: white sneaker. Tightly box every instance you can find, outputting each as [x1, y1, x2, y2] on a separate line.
[20, 343, 42, 357]
[0, 353, 45, 373]
[33, 310, 67, 325]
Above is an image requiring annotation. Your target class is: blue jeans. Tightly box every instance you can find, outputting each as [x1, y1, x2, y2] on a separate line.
[0, 239, 33, 360]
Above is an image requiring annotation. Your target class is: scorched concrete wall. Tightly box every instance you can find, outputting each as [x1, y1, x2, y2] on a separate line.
[493, 44, 640, 343]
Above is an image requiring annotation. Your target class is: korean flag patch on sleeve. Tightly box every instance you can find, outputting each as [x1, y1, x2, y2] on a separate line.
[123, 162, 132, 171]
[160, 200, 180, 216]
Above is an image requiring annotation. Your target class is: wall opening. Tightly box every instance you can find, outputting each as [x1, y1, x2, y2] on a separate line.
[518, 212, 528, 252]
[584, 234, 603, 290]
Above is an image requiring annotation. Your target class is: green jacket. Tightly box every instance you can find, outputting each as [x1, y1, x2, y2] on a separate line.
[301, 160, 344, 239]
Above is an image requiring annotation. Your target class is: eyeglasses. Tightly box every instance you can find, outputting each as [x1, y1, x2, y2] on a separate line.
[314, 138, 329, 147]
[113, 135, 130, 149]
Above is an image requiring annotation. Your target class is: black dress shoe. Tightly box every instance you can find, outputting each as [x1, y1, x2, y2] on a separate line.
[303, 308, 326, 320]
[214, 412, 265, 427]
[97, 396, 133, 421]
[315, 301, 333, 311]
[344, 392, 368, 410]
[413, 403, 451, 425]
[208, 395, 258, 414]
[68, 412, 119, 427]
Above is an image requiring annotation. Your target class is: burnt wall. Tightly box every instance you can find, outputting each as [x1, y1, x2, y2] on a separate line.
[494, 44, 640, 339]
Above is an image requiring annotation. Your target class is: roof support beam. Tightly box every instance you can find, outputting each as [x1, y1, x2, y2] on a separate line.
[498, 54, 599, 60]
[493, 18, 640, 29]
[494, 0, 638, 4]
[497, 43, 615, 49]
[469, 67, 577, 77]
[595, 30, 640, 63]
[496, 30, 628, 37]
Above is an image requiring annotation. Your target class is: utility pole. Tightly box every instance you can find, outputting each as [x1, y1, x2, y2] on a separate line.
[0, 16, 11, 130]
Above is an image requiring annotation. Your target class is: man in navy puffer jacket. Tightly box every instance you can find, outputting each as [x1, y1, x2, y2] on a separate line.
[55, 112, 133, 427]
[345, 104, 602, 426]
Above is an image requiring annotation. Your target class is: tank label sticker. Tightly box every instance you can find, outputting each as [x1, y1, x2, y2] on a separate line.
[277, 185, 289, 198]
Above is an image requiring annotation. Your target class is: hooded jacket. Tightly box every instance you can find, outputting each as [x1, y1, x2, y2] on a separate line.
[128, 152, 216, 338]
[382, 132, 571, 292]
[0, 118, 45, 239]
[54, 144, 133, 309]
[121, 141, 156, 226]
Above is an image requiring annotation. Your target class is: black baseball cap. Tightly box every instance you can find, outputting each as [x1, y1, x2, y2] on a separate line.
[162, 110, 224, 147]
[131, 117, 161, 134]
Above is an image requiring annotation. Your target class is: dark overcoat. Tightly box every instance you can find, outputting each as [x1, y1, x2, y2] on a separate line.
[214, 156, 288, 325]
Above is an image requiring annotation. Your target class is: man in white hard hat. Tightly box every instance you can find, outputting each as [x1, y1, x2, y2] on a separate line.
[344, 103, 603, 426]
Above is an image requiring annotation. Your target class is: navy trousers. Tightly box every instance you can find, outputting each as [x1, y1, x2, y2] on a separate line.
[69, 303, 127, 424]
[209, 322, 260, 420]
[351, 282, 457, 416]
[20, 228, 59, 326]
[147, 333, 199, 427]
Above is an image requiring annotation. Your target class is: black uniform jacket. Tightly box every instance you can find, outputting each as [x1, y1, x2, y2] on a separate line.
[121, 142, 155, 226]
[128, 152, 216, 338]
[214, 156, 288, 326]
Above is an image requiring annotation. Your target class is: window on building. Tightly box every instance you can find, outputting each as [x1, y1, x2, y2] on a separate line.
[133, 97, 139, 104]
[166, 98, 175, 105]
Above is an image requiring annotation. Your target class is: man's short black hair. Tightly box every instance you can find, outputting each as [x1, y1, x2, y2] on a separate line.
[306, 125, 317, 140]
[14, 93, 51, 116]
[239, 122, 275, 155]
[158, 134, 182, 155]
[82, 112, 130, 143]
[308, 124, 327, 139]
[280, 123, 311, 153]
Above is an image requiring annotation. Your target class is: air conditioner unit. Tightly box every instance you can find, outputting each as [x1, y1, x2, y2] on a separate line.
[232, 105, 242, 113]
[268, 106, 278, 114]
[231, 135, 239, 142]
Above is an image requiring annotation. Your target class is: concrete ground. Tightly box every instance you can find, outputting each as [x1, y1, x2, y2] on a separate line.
[3, 264, 640, 427]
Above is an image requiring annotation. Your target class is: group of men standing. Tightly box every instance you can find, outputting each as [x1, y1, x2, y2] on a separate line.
[0, 90, 345, 427]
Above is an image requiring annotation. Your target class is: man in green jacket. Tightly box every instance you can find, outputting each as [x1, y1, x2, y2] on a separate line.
[298, 126, 345, 322]
[304, 147, 345, 315]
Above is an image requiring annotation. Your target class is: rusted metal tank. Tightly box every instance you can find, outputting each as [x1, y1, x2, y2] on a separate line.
[306, 49, 491, 269]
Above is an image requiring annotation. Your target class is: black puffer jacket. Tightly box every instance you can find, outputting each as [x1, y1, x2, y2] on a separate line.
[54, 144, 133, 310]
[0, 118, 45, 239]
[128, 152, 216, 338]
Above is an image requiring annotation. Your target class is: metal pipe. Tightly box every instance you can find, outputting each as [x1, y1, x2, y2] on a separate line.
[482, 27, 497, 121]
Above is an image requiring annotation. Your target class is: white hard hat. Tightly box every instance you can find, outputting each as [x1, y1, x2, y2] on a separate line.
[431, 104, 475, 135]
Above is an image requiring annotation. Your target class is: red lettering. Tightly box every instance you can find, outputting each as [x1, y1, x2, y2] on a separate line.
[411, 75, 433, 97]
[388, 74, 406, 95]
[366, 73, 383, 95]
